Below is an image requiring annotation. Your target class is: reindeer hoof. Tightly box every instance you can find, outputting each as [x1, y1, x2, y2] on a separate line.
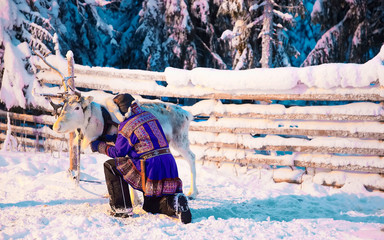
[186, 191, 198, 200]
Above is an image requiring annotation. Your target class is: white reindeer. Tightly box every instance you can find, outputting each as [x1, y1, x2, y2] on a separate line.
[52, 93, 198, 199]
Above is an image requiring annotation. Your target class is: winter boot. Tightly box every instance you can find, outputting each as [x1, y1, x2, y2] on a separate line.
[109, 207, 133, 218]
[174, 193, 192, 224]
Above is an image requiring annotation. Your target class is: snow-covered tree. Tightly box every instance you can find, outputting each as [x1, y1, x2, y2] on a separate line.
[302, 0, 384, 66]
[23, 0, 142, 69]
[164, 0, 197, 69]
[218, 0, 305, 69]
[0, 0, 54, 109]
[286, 0, 321, 66]
[134, 0, 199, 70]
[218, 0, 255, 69]
[190, 0, 227, 69]
[134, 0, 166, 70]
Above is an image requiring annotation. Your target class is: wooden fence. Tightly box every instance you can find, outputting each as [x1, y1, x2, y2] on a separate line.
[0, 109, 68, 152]
[1, 54, 384, 189]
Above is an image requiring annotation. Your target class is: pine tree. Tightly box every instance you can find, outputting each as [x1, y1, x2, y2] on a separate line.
[218, 0, 305, 69]
[134, 0, 167, 70]
[134, 0, 201, 70]
[31, 0, 142, 68]
[164, 0, 197, 69]
[286, 0, 321, 67]
[302, 0, 384, 66]
[0, 0, 54, 109]
[190, 0, 227, 69]
[217, 0, 255, 69]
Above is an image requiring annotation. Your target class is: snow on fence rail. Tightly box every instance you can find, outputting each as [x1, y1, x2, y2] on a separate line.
[3, 48, 384, 189]
[35, 49, 384, 101]
[0, 110, 68, 152]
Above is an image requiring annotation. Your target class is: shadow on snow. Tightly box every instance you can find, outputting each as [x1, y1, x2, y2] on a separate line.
[0, 198, 105, 208]
[191, 193, 384, 224]
[2, 193, 383, 224]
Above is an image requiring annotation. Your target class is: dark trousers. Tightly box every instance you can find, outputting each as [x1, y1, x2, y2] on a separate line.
[104, 159, 132, 210]
[143, 195, 176, 217]
[104, 159, 176, 216]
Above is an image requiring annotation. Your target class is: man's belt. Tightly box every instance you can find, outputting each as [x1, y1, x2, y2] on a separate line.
[140, 148, 171, 160]
[140, 148, 171, 194]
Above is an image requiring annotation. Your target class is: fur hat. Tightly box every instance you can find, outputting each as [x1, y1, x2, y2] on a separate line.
[113, 93, 135, 116]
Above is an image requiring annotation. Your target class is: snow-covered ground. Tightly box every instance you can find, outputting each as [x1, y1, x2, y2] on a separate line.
[1, 150, 384, 240]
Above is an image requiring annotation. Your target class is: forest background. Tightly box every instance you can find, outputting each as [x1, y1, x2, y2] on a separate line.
[1, 0, 383, 82]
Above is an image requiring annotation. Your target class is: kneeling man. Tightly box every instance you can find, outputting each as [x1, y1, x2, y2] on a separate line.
[91, 100, 192, 224]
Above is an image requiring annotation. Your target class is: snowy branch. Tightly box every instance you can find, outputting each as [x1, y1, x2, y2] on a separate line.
[273, 10, 293, 23]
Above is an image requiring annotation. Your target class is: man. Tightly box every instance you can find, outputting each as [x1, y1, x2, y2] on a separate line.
[91, 99, 192, 224]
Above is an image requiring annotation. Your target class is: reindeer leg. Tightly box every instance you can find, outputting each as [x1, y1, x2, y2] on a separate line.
[172, 141, 198, 199]
[184, 149, 198, 199]
[129, 186, 142, 207]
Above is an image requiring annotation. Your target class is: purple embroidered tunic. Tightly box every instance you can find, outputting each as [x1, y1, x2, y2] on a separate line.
[99, 102, 183, 197]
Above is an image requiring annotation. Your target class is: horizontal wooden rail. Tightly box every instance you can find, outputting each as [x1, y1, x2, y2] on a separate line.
[189, 125, 384, 139]
[185, 101, 384, 121]
[203, 156, 384, 174]
[0, 134, 68, 152]
[0, 123, 67, 141]
[294, 160, 384, 174]
[190, 142, 384, 156]
[197, 147, 384, 174]
[37, 68, 384, 101]
[195, 112, 384, 121]
[36, 63, 166, 82]
[0, 110, 56, 125]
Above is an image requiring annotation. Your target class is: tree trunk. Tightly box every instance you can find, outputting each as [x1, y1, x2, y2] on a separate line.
[66, 51, 78, 174]
[260, 0, 273, 68]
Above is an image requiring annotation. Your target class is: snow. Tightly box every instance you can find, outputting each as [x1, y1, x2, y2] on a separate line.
[190, 116, 384, 134]
[220, 29, 235, 41]
[192, 0, 210, 25]
[1, 150, 384, 239]
[164, 47, 384, 90]
[83, 0, 111, 7]
[29, 44, 384, 108]
[184, 99, 384, 116]
[189, 131, 384, 153]
[273, 9, 294, 22]
[0, 40, 33, 109]
[1, 3, 384, 238]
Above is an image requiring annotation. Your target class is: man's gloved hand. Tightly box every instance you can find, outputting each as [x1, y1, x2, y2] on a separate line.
[91, 139, 109, 155]
[91, 140, 101, 152]
[96, 134, 117, 143]
[104, 134, 117, 143]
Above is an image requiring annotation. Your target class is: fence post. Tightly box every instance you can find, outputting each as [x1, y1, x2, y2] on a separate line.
[66, 51, 79, 182]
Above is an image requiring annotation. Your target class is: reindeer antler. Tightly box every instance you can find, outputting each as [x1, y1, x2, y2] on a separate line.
[46, 96, 65, 117]
[32, 47, 65, 80]
[62, 76, 82, 98]
[33, 47, 82, 99]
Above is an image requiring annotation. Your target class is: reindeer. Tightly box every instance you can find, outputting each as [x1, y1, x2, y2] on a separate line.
[35, 50, 198, 199]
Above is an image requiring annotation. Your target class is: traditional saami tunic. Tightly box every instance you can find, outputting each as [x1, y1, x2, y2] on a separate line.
[96, 102, 183, 197]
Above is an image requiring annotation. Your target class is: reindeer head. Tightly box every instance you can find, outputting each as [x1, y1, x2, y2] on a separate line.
[53, 94, 94, 133]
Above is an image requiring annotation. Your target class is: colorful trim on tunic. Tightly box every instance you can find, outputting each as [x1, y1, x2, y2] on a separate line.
[115, 157, 142, 190]
[119, 112, 157, 139]
[131, 102, 144, 114]
[133, 125, 154, 153]
[147, 121, 167, 148]
[115, 157, 183, 197]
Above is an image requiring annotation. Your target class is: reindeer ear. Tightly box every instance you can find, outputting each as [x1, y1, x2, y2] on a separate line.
[81, 96, 94, 108]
